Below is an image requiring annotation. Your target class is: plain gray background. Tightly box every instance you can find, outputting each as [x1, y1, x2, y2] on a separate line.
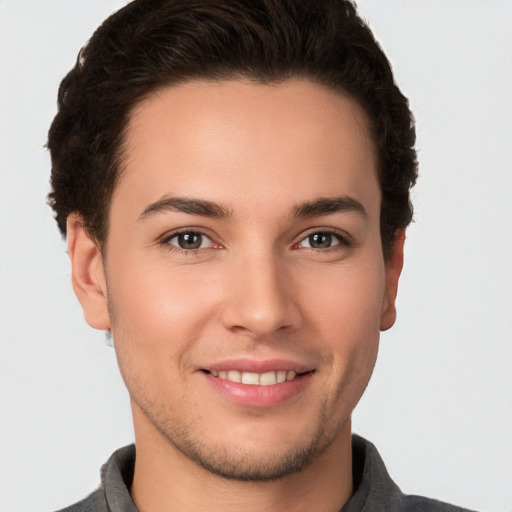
[1, 1, 511, 511]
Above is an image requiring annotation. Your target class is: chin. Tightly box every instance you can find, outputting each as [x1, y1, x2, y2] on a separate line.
[146, 406, 348, 482]
[171, 434, 332, 481]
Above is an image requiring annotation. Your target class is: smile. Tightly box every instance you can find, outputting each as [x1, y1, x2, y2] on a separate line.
[208, 370, 298, 386]
[202, 363, 314, 407]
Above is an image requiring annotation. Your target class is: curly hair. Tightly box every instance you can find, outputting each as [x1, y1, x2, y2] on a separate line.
[47, 0, 417, 260]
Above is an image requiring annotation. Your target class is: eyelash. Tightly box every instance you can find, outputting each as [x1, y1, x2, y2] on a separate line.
[294, 228, 352, 252]
[159, 228, 352, 255]
[159, 228, 220, 255]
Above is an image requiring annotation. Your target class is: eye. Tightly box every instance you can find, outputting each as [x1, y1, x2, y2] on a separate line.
[298, 231, 345, 250]
[166, 231, 213, 250]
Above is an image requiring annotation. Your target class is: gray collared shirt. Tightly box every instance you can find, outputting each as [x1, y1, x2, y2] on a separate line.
[54, 435, 477, 512]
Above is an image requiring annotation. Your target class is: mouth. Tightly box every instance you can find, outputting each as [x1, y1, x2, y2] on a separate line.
[200, 359, 315, 406]
[203, 369, 309, 386]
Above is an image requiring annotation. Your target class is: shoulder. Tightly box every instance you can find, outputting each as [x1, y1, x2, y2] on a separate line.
[52, 488, 108, 512]
[399, 495, 477, 512]
[348, 435, 478, 512]
[51, 444, 136, 512]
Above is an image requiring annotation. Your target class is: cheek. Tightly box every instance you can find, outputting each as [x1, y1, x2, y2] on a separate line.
[301, 257, 384, 392]
[302, 258, 386, 338]
[110, 261, 218, 336]
[106, 261, 222, 392]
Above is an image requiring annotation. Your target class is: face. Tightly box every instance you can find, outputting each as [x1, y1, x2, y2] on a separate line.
[70, 79, 402, 481]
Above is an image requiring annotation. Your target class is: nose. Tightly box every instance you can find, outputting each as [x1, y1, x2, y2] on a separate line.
[220, 251, 303, 339]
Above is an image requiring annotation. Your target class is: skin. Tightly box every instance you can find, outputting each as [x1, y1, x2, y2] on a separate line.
[67, 79, 404, 512]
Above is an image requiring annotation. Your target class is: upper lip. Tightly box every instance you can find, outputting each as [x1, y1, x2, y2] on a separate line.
[201, 358, 313, 374]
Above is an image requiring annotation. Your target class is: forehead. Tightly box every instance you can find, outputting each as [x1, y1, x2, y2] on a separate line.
[115, 79, 379, 220]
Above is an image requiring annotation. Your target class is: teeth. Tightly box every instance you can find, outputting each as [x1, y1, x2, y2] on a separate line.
[241, 372, 259, 385]
[211, 369, 298, 386]
[260, 371, 277, 385]
[227, 370, 242, 383]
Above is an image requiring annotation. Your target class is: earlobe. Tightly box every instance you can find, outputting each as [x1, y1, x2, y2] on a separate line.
[380, 228, 406, 331]
[67, 214, 111, 330]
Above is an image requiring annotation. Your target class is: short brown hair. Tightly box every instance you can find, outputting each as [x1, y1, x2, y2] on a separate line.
[48, 0, 418, 259]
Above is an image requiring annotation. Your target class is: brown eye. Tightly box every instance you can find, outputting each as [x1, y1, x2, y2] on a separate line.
[167, 232, 208, 250]
[178, 233, 202, 249]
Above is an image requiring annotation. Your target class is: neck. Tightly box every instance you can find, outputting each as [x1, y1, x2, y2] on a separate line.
[130, 406, 353, 512]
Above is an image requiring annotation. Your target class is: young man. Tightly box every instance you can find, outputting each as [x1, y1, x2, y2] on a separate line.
[47, 1, 474, 511]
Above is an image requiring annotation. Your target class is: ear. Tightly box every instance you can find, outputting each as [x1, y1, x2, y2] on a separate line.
[380, 228, 406, 331]
[67, 214, 111, 330]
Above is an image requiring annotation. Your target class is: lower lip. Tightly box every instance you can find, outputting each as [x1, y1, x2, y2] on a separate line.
[202, 372, 313, 408]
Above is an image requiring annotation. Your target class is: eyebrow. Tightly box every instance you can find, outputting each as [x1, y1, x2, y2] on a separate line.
[138, 195, 367, 222]
[138, 196, 231, 221]
[292, 196, 368, 219]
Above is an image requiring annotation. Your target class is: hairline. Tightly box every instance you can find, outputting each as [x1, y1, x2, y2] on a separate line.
[96, 75, 382, 251]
